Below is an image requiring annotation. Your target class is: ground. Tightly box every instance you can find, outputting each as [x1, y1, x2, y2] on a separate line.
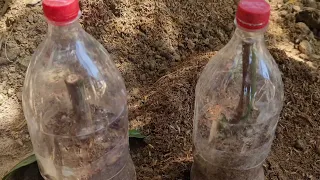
[0, 0, 319, 179]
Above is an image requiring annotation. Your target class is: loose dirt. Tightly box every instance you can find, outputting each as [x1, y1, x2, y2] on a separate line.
[0, 0, 319, 179]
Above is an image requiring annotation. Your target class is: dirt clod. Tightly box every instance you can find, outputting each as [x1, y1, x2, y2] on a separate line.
[295, 22, 310, 34]
[298, 40, 313, 54]
[292, 5, 301, 12]
[294, 139, 305, 151]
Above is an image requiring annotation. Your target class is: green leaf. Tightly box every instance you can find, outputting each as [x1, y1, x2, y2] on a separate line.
[129, 129, 145, 139]
[2, 154, 37, 180]
[2, 130, 145, 180]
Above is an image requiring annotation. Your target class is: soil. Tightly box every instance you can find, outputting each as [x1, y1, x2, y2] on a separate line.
[0, 0, 319, 180]
[191, 153, 264, 180]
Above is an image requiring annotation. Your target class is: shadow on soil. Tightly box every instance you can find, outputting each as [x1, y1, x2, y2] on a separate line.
[6, 162, 42, 180]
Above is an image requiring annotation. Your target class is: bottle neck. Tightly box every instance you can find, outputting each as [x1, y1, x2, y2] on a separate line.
[233, 25, 266, 44]
[47, 18, 82, 40]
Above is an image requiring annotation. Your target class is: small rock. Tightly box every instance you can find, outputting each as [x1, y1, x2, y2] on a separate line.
[292, 5, 301, 12]
[294, 139, 305, 151]
[277, 4, 282, 9]
[7, 88, 15, 96]
[226, 7, 233, 14]
[295, 22, 310, 34]
[294, 38, 301, 44]
[155, 55, 162, 59]
[298, 40, 313, 54]
[25, 0, 42, 6]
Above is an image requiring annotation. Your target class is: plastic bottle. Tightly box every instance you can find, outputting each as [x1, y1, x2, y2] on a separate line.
[191, 0, 284, 179]
[22, 0, 136, 179]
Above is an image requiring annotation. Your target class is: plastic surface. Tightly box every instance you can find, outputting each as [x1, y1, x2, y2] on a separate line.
[191, 9, 284, 180]
[22, 11, 136, 180]
[43, 0, 80, 24]
[236, 0, 270, 30]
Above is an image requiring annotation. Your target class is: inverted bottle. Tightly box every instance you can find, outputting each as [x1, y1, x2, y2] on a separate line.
[191, 0, 284, 179]
[22, 0, 136, 179]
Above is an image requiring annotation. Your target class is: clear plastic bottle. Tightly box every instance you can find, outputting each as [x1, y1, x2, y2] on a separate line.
[191, 0, 284, 179]
[22, 0, 136, 179]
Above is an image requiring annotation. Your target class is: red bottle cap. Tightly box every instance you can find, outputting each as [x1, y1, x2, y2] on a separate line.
[236, 0, 271, 30]
[43, 0, 80, 24]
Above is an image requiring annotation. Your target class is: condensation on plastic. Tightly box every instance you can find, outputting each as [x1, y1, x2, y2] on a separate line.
[22, 16, 136, 180]
[192, 26, 284, 180]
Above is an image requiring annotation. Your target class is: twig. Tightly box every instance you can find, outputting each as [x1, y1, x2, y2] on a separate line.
[250, 50, 257, 108]
[65, 74, 92, 135]
[232, 42, 251, 123]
